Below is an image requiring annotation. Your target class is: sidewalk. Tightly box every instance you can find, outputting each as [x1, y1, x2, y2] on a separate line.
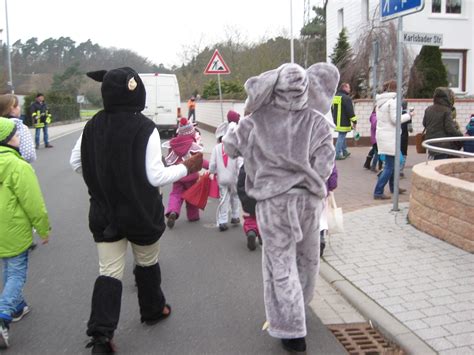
[323, 145, 474, 354]
[30, 120, 87, 147]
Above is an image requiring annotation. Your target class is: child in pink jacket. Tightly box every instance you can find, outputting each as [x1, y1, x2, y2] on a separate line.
[163, 118, 208, 228]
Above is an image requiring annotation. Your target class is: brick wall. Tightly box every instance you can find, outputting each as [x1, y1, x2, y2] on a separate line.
[408, 159, 474, 253]
[354, 99, 474, 137]
[183, 99, 474, 138]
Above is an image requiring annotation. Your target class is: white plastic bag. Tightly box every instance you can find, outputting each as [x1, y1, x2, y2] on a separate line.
[327, 192, 344, 234]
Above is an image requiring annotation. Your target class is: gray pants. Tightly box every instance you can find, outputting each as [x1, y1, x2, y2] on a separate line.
[256, 190, 322, 339]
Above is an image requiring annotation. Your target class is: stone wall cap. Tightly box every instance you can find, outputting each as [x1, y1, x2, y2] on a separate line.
[412, 158, 474, 192]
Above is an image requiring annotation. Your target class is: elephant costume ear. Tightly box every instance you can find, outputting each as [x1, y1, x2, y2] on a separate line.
[86, 70, 108, 82]
[243, 66, 281, 114]
[307, 63, 340, 115]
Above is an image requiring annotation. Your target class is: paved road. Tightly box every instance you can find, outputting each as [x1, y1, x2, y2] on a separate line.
[6, 131, 346, 354]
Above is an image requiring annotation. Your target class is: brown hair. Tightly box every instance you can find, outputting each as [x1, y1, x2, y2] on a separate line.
[339, 82, 350, 91]
[383, 80, 397, 92]
[0, 94, 18, 116]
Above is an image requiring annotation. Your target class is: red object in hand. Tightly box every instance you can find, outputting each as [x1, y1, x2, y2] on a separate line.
[182, 173, 211, 210]
[208, 175, 220, 199]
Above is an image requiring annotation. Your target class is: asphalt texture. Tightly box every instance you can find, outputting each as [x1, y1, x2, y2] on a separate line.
[3, 131, 347, 354]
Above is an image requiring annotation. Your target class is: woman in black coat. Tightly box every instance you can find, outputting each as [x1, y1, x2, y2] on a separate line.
[423, 87, 463, 160]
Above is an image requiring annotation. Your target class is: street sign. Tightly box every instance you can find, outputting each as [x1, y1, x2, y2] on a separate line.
[403, 32, 443, 46]
[381, 0, 424, 22]
[204, 49, 231, 75]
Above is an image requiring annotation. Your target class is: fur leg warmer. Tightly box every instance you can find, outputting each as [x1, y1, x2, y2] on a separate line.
[134, 263, 166, 323]
[86, 275, 122, 339]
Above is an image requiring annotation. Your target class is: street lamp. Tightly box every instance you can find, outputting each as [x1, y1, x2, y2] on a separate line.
[4, 0, 14, 93]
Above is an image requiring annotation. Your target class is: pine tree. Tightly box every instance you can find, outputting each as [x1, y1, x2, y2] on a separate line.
[407, 46, 448, 98]
[330, 28, 352, 71]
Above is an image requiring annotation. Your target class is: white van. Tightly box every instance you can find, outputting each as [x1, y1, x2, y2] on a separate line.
[139, 73, 181, 135]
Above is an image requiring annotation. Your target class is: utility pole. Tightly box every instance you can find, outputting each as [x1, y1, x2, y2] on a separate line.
[290, 0, 294, 63]
[4, 0, 14, 93]
[372, 39, 379, 105]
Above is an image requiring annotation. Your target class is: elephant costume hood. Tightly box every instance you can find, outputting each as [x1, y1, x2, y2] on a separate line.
[223, 62, 339, 201]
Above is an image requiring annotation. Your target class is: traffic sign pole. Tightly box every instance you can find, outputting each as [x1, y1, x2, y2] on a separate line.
[393, 16, 403, 212]
[204, 49, 230, 122]
[217, 74, 224, 122]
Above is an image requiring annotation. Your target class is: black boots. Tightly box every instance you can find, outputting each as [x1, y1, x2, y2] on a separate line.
[86, 276, 122, 354]
[86, 336, 116, 354]
[320, 230, 327, 257]
[134, 263, 168, 325]
[281, 337, 307, 353]
[363, 156, 372, 169]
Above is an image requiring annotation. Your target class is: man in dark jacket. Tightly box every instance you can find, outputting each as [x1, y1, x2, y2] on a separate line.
[423, 87, 463, 160]
[29, 94, 53, 149]
[331, 83, 357, 160]
[71, 67, 203, 354]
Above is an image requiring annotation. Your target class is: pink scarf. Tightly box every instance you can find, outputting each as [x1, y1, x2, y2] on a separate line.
[222, 144, 228, 167]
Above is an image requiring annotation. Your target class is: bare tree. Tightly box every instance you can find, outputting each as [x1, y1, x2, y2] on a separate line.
[339, 5, 413, 98]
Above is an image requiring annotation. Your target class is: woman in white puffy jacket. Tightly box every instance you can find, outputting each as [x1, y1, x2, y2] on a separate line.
[373, 80, 413, 199]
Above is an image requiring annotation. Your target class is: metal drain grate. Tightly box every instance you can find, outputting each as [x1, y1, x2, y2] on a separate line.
[328, 323, 404, 355]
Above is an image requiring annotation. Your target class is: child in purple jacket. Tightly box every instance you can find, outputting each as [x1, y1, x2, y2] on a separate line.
[363, 108, 380, 171]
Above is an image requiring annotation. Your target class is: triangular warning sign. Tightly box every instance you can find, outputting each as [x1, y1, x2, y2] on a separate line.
[204, 49, 231, 75]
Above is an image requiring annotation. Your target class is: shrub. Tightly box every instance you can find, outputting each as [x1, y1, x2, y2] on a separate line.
[407, 46, 448, 98]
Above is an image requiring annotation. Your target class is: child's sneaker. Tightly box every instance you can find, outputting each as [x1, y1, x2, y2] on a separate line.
[166, 212, 177, 229]
[219, 223, 228, 232]
[0, 319, 9, 349]
[231, 218, 240, 225]
[12, 302, 30, 322]
[246, 230, 257, 251]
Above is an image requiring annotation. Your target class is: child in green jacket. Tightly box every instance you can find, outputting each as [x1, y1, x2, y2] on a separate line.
[0, 117, 50, 349]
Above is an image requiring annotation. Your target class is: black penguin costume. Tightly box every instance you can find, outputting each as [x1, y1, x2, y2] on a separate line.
[81, 67, 168, 349]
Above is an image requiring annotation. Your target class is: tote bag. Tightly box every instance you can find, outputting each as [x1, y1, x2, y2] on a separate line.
[327, 192, 344, 234]
[415, 129, 426, 154]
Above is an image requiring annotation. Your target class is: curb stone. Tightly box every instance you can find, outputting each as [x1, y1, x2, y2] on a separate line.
[319, 261, 437, 355]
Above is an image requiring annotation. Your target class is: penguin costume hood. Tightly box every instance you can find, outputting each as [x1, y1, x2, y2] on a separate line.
[223, 62, 339, 201]
[87, 67, 146, 113]
[80, 67, 166, 245]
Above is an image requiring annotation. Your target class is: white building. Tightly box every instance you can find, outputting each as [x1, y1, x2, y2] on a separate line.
[326, 0, 474, 96]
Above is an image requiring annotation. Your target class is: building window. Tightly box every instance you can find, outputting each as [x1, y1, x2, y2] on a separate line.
[337, 9, 344, 32]
[441, 51, 466, 92]
[446, 0, 461, 13]
[431, 0, 462, 14]
[361, 0, 369, 22]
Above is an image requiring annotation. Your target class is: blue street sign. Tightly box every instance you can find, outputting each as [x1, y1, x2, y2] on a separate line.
[380, 0, 424, 21]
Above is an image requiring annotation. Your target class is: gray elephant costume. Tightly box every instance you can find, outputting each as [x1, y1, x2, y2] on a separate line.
[223, 63, 338, 344]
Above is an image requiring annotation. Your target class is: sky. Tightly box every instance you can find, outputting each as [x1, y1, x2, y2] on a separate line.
[0, 0, 321, 69]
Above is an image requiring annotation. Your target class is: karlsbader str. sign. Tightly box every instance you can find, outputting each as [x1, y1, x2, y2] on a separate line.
[403, 32, 443, 46]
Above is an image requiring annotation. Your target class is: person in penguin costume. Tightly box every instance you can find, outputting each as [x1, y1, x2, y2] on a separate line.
[69, 67, 203, 354]
[223, 62, 339, 353]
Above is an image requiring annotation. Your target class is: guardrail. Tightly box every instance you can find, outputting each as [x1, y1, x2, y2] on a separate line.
[422, 136, 474, 162]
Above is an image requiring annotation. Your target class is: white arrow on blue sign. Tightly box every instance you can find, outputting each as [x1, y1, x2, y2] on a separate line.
[380, 0, 425, 22]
